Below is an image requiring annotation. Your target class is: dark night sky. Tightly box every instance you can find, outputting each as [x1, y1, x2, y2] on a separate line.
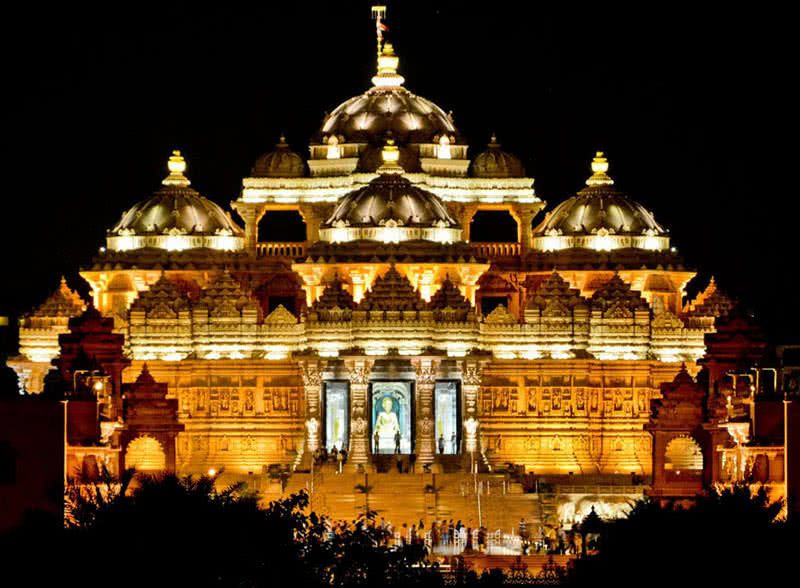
[0, 2, 794, 345]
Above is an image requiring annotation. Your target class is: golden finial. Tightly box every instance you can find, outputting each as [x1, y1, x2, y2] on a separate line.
[372, 43, 404, 87]
[163, 150, 190, 187]
[378, 138, 403, 174]
[586, 151, 614, 186]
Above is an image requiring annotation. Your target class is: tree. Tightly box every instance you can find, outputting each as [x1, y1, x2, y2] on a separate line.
[6, 470, 443, 587]
[568, 484, 792, 585]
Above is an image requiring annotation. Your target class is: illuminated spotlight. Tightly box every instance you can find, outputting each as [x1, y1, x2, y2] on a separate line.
[93, 381, 104, 391]
[207, 469, 217, 476]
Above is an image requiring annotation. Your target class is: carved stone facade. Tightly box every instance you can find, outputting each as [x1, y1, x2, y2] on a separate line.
[413, 358, 439, 466]
[346, 358, 373, 468]
[11, 27, 790, 529]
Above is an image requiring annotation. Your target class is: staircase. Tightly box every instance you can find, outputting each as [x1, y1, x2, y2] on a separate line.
[249, 467, 544, 534]
[436, 454, 463, 473]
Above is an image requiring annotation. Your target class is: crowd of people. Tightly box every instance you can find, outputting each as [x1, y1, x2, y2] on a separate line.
[315, 514, 595, 558]
[312, 446, 347, 473]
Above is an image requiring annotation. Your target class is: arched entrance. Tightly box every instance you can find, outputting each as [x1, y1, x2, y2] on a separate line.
[125, 435, 166, 471]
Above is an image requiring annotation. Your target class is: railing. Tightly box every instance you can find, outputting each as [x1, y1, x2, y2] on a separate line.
[256, 242, 307, 258]
[470, 242, 521, 258]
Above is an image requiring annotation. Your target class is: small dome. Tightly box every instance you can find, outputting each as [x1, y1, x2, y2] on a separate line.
[532, 152, 669, 252]
[319, 144, 461, 244]
[251, 136, 307, 177]
[316, 45, 460, 146]
[470, 135, 525, 178]
[107, 151, 244, 252]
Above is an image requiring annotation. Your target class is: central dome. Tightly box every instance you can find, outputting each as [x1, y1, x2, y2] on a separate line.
[316, 45, 460, 146]
[320, 90, 458, 145]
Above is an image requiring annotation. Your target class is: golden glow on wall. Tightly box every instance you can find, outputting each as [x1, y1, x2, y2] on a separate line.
[665, 435, 703, 471]
[125, 435, 166, 471]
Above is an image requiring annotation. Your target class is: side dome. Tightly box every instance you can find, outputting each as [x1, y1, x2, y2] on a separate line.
[319, 143, 461, 244]
[107, 151, 244, 252]
[315, 45, 460, 146]
[251, 135, 307, 177]
[532, 152, 669, 252]
[470, 135, 525, 178]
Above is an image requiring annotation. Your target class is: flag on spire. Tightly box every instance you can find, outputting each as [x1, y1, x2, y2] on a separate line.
[372, 5, 388, 54]
[377, 18, 388, 41]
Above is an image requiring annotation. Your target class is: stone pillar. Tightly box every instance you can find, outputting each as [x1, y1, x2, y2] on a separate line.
[518, 204, 537, 257]
[413, 358, 439, 467]
[300, 361, 323, 452]
[702, 426, 729, 487]
[650, 432, 668, 495]
[233, 203, 261, 255]
[461, 359, 484, 454]
[346, 359, 373, 468]
[299, 205, 322, 245]
[452, 203, 478, 243]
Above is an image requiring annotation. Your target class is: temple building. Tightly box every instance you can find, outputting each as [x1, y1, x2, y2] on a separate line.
[5, 31, 797, 529]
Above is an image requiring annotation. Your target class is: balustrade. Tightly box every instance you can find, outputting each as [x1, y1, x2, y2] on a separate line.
[469, 242, 521, 258]
[256, 242, 307, 258]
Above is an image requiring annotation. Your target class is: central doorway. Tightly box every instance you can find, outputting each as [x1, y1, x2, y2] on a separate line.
[369, 381, 415, 454]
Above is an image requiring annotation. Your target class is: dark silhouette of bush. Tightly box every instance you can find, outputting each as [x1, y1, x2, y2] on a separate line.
[568, 483, 793, 585]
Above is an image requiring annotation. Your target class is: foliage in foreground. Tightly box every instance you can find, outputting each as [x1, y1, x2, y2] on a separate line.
[568, 484, 792, 585]
[5, 470, 441, 588]
[3, 476, 797, 587]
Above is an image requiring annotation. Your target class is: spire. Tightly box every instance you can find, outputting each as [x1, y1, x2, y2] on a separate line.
[162, 150, 191, 187]
[586, 151, 614, 186]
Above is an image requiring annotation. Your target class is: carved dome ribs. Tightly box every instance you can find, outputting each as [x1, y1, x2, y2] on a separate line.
[318, 89, 459, 146]
[532, 152, 670, 254]
[112, 188, 242, 237]
[107, 152, 244, 252]
[251, 136, 307, 178]
[326, 174, 456, 227]
[470, 135, 525, 178]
